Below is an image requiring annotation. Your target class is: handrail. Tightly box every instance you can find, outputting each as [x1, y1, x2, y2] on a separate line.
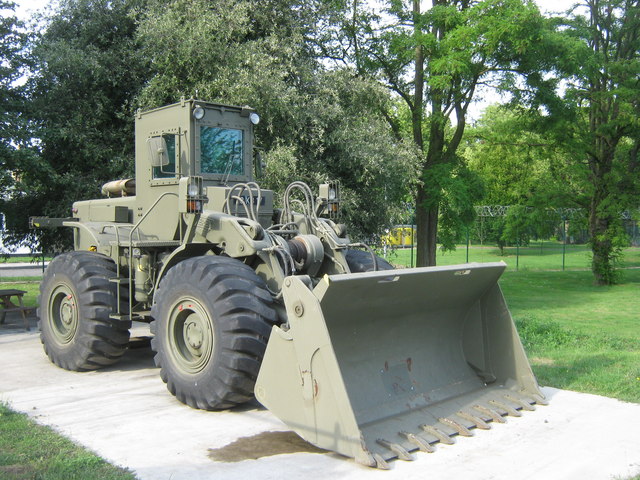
[124, 192, 178, 321]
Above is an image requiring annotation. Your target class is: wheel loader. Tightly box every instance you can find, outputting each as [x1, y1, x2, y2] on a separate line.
[31, 98, 546, 468]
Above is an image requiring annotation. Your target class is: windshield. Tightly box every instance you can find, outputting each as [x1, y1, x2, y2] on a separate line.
[200, 126, 244, 176]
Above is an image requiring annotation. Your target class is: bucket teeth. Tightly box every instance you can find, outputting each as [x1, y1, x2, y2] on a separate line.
[473, 404, 506, 423]
[457, 410, 491, 430]
[372, 453, 390, 470]
[504, 394, 535, 411]
[376, 439, 414, 461]
[420, 424, 456, 445]
[490, 399, 522, 417]
[531, 393, 549, 406]
[400, 431, 435, 453]
[439, 417, 473, 437]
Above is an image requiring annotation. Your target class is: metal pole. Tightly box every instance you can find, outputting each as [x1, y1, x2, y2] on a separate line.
[516, 229, 519, 271]
[562, 218, 567, 271]
[466, 227, 470, 263]
[410, 223, 414, 268]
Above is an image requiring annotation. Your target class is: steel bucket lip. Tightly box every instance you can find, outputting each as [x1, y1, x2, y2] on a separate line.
[325, 261, 507, 281]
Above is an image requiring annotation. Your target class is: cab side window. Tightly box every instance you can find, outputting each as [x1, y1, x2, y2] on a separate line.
[151, 134, 177, 178]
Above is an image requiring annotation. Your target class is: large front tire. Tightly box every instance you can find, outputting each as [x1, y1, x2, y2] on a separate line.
[38, 251, 131, 371]
[150, 256, 277, 410]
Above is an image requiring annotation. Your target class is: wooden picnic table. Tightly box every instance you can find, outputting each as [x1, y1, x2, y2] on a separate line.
[0, 289, 31, 331]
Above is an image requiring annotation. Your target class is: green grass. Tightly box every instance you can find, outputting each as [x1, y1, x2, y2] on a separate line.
[0, 256, 50, 264]
[385, 242, 640, 271]
[0, 403, 137, 480]
[1, 281, 135, 479]
[0, 281, 40, 308]
[504, 269, 640, 403]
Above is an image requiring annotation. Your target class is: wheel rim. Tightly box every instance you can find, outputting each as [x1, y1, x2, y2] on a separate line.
[167, 298, 214, 375]
[49, 284, 79, 344]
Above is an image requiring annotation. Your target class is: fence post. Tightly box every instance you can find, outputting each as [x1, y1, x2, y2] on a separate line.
[466, 227, 470, 263]
[516, 229, 520, 271]
[410, 224, 414, 268]
[562, 218, 567, 271]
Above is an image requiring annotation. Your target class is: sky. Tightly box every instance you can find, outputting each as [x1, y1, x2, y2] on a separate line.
[7, 0, 578, 121]
[12, 0, 54, 20]
[11, 0, 577, 21]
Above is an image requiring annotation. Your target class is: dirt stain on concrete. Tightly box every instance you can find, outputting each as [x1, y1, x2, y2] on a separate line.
[208, 431, 326, 462]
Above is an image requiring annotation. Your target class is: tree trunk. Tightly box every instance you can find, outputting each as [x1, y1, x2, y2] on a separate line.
[589, 217, 611, 285]
[416, 188, 438, 267]
[588, 182, 616, 285]
[413, 0, 433, 266]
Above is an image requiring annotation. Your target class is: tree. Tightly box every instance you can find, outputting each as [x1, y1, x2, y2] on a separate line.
[0, 1, 31, 247]
[3, 0, 150, 251]
[464, 105, 579, 207]
[321, 0, 567, 266]
[561, 0, 640, 284]
[462, 105, 579, 251]
[137, 0, 416, 240]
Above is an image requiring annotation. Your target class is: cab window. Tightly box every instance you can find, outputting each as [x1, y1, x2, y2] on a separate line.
[152, 134, 177, 178]
[200, 126, 243, 176]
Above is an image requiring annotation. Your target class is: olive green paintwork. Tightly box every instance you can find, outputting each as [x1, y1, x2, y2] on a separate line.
[64, 99, 351, 303]
[33, 98, 544, 468]
[256, 262, 545, 467]
[47, 282, 80, 345]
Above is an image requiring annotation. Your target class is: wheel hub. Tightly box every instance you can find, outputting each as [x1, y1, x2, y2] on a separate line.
[60, 296, 75, 325]
[168, 299, 214, 374]
[49, 285, 78, 344]
[185, 316, 204, 350]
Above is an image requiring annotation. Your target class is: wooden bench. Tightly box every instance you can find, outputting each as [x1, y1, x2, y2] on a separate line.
[0, 289, 32, 331]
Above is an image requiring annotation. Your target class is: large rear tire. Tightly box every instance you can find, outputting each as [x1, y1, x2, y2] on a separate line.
[150, 256, 277, 410]
[38, 251, 131, 371]
[345, 249, 394, 272]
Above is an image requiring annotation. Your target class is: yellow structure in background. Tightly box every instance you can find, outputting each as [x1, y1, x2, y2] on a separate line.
[382, 225, 415, 247]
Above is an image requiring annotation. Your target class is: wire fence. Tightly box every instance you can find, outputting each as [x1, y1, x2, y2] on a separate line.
[382, 213, 640, 272]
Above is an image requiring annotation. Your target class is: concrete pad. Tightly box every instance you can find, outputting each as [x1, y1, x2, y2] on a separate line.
[1, 327, 639, 480]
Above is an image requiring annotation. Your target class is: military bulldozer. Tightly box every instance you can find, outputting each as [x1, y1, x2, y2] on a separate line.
[31, 98, 546, 468]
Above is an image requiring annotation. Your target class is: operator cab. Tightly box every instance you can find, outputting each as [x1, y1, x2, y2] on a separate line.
[134, 99, 272, 230]
[142, 99, 259, 186]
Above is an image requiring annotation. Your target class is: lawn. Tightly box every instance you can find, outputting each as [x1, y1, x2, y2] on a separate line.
[0, 255, 50, 264]
[0, 403, 136, 480]
[504, 269, 640, 404]
[384, 242, 640, 271]
[0, 280, 40, 308]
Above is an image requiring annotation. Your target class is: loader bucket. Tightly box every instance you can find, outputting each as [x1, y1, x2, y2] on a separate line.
[254, 262, 545, 468]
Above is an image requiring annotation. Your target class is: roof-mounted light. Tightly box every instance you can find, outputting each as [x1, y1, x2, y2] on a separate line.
[249, 112, 260, 125]
[193, 105, 205, 120]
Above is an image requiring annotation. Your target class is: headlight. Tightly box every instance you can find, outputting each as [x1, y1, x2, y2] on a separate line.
[328, 188, 337, 200]
[193, 105, 205, 120]
[249, 112, 260, 125]
[187, 183, 199, 197]
[179, 176, 205, 213]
